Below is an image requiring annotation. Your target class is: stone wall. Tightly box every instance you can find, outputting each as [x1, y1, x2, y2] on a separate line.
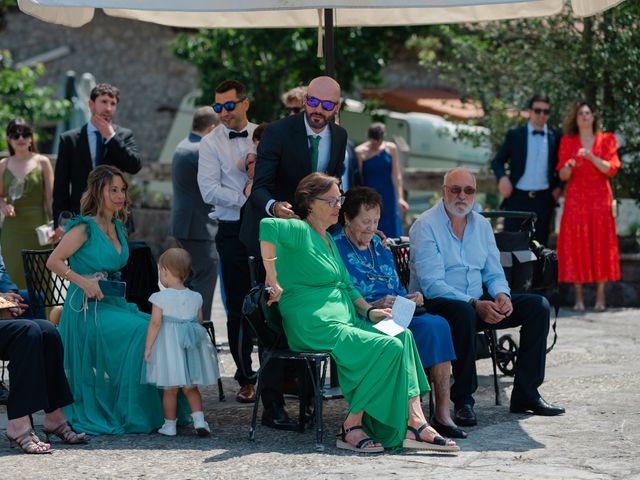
[3, 9, 198, 161]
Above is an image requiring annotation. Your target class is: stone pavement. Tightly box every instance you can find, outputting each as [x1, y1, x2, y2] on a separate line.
[1, 299, 639, 479]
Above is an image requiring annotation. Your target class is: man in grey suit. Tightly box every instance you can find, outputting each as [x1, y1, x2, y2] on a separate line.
[170, 107, 220, 322]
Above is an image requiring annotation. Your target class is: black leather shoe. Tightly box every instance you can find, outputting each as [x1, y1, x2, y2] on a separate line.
[431, 418, 468, 439]
[510, 397, 565, 416]
[453, 404, 477, 426]
[261, 405, 299, 431]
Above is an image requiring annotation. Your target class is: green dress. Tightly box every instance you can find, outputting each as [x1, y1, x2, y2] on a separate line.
[58, 216, 165, 435]
[260, 218, 430, 448]
[1, 166, 49, 289]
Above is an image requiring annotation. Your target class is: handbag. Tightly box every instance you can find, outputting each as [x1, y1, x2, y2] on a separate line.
[494, 230, 536, 293]
[241, 284, 284, 349]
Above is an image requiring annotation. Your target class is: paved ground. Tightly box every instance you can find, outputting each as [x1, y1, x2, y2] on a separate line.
[1, 292, 639, 479]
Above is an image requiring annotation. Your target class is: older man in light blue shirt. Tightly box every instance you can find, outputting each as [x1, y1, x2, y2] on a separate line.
[410, 168, 564, 426]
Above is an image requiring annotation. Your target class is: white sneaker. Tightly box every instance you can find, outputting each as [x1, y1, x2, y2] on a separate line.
[191, 411, 211, 437]
[158, 419, 177, 436]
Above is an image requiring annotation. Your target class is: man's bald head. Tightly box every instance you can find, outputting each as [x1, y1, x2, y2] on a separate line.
[442, 167, 477, 218]
[304, 76, 341, 133]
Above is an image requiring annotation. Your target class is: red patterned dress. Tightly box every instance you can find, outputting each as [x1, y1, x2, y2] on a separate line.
[556, 132, 620, 283]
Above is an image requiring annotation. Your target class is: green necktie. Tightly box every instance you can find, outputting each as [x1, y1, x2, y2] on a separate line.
[308, 135, 321, 172]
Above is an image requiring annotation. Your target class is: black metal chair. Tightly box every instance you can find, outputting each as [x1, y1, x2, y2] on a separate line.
[388, 239, 503, 406]
[244, 256, 331, 452]
[21, 249, 68, 312]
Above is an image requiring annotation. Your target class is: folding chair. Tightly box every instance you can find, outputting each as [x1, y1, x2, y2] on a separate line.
[389, 239, 503, 406]
[244, 256, 331, 452]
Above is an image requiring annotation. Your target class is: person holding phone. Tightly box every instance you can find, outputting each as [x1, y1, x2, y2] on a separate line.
[46, 165, 184, 435]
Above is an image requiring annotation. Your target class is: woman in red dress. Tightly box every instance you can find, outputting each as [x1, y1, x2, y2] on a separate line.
[556, 101, 620, 312]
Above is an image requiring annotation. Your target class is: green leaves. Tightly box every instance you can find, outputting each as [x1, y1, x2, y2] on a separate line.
[0, 50, 71, 151]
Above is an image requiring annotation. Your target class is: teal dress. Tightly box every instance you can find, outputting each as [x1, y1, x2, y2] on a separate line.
[58, 216, 164, 435]
[260, 218, 429, 449]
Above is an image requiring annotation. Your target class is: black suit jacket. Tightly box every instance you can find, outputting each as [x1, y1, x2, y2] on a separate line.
[239, 113, 347, 255]
[53, 123, 142, 227]
[491, 125, 561, 190]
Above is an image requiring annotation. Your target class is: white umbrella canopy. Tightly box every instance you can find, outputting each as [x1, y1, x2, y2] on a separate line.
[18, 0, 627, 29]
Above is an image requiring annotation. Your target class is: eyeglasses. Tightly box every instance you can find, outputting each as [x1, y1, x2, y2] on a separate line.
[313, 195, 345, 208]
[212, 97, 246, 114]
[8, 131, 32, 140]
[532, 108, 550, 115]
[444, 185, 476, 195]
[287, 107, 302, 115]
[305, 96, 338, 111]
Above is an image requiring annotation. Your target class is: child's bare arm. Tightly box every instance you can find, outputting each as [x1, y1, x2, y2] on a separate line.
[144, 304, 163, 361]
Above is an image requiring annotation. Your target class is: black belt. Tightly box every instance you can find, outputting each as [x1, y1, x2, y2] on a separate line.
[514, 188, 549, 199]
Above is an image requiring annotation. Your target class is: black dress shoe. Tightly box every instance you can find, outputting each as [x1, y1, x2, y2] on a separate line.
[453, 404, 477, 426]
[261, 405, 299, 431]
[431, 418, 468, 439]
[510, 397, 565, 416]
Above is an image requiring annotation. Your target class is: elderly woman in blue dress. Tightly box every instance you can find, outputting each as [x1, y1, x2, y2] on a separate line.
[333, 186, 466, 439]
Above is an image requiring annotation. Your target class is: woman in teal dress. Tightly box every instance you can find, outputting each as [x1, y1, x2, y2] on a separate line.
[259, 172, 458, 453]
[47, 165, 166, 435]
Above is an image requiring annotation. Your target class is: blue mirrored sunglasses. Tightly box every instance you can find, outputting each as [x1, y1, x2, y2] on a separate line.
[306, 96, 338, 111]
[212, 98, 245, 114]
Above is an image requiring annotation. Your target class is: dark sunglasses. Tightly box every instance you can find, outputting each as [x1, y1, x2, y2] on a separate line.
[8, 131, 32, 140]
[532, 108, 550, 115]
[444, 185, 477, 195]
[305, 96, 338, 111]
[212, 98, 246, 114]
[287, 107, 302, 115]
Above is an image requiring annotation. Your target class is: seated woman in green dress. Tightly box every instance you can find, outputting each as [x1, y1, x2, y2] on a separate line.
[259, 172, 459, 454]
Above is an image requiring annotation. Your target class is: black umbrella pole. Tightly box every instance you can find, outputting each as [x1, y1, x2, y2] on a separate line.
[324, 8, 335, 78]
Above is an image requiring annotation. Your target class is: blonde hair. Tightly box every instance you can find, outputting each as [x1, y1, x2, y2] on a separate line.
[158, 248, 191, 282]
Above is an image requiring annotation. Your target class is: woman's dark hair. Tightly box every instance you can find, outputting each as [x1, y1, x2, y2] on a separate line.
[6, 118, 38, 156]
[80, 165, 129, 224]
[252, 122, 268, 143]
[339, 187, 383, 225]
[367, 122, 386, 141]
[294, 172, 340, 219]
[563, 100, 601, 136]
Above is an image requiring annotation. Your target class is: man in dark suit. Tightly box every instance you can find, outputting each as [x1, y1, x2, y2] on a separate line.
[170, 106, 219, 322]
[239, 76, 347, 430]
[240, 76, 347, 256]
[491, 93, 561, 246]
[53, 83, 142, 229]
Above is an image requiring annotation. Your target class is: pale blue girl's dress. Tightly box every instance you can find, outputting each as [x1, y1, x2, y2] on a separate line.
[145, 288, 220, 387]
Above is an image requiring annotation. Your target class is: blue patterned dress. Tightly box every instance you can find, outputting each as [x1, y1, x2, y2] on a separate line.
[333, 226, 455, 368]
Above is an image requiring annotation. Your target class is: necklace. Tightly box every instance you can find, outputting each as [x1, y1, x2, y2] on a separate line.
[344, 230, 393, 289]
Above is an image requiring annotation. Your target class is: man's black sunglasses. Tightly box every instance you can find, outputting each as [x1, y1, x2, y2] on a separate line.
[287, 107, 302, 114]
[212, 97, 246, 114]
[532, 108, 550, 115]
[305, 96, 338, 111]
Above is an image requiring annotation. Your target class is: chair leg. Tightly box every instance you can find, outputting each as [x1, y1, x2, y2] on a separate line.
[249, 353, 272, 442]
[306, 357, 327, 452]
[488, 330, 501, 406]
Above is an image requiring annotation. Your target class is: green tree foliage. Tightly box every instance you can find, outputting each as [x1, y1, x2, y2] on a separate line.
[0, 50, 71, 150]
[409, 1, 640, 201]
[173, 27, 401, 122]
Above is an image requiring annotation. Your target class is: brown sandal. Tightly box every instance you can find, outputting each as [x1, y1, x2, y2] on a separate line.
[43, 422, 88, 444]
[6, 430, 52, 454]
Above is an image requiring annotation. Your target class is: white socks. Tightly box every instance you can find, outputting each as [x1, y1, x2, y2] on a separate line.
[191, 411, 211, 436]
[158, 418, 177, 436]
[158, 412, 211, 437]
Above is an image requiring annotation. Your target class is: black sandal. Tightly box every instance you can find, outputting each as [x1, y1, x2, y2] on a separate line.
[402, 423, 459, 453]
[336, 424, 384, 453]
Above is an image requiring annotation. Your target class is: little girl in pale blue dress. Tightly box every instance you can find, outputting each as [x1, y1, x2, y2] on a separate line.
[144, 248, 220, 437]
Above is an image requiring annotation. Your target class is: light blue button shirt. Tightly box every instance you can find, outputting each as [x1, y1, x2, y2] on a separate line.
[516, 122, 549, 191]
[409, 201, 510, 301]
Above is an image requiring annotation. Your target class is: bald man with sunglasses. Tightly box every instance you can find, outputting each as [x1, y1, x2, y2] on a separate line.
[240, 76, 347, 256]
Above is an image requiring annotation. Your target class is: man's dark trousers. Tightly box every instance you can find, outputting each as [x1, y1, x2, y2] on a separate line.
[425, 293, 550, 407]
[503, 189, 555, 246]
[215, 220, 255, 387]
